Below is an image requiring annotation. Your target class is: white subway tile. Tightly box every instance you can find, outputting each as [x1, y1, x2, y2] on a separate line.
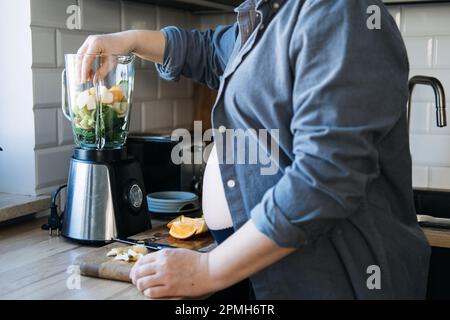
[57, 109, 74, 145]
[129, 102, 143, 133]
[174, 99, 194, 129]
[412, 165, 429, 189]
[34, 109, 58, 147]
[33, 68, 62, 106]
[434, 36, 450, 68]
[429, 166, 450, 190]
[402, 3, 450, 36]
[409, 69, 450, 103]
[410, 133, 450, 167]
[403, 36, 433, 69]
[56, 30, 93, 67]
[157, 7, 190, 30]
[158, 76, 191, 100]
[31, 27, 56, 67]
[35, 145, 74, 188]
[30, 0, 76, 28]
[409, 102, 431, 134]
[121, 1, 156, 30]
[79, 0, 121, 32]
[387, 5, 401, 28]
[134, 69, 158, 100]
[142, 100, 174, 131]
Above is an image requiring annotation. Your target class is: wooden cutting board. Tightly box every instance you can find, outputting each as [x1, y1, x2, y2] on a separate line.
[74, 225, 216, 283]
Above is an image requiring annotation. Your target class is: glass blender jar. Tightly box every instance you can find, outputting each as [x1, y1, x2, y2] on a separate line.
[62, 54, 135, 149]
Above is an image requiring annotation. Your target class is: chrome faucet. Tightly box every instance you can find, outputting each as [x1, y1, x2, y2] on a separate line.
[407, 75, 447, 130]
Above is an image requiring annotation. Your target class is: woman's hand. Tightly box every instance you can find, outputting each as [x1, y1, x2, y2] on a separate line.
[129, 248, 216, 299]
[76, 30, 165, 83]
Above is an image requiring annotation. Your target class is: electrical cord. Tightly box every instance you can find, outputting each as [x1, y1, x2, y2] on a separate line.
[41, 184, 67, 236]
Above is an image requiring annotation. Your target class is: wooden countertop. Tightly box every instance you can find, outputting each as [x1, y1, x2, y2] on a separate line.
[1, 216, 450, 299]
[0, 216, 166, 300]
[422, 227, 450, 249]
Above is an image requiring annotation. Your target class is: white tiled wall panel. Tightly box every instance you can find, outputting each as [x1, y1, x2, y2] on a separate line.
[403, 36, 433, 68]
[142, 100, 174, 131]
[31, 27, 56, 67]
[32, 68, 62, 106]
[56, 30, 95, 67]
[34, 109, 58, 147]
[402, 4, 450, 36]
[121, 1, 156, 30]
[134, 69, 158, 100]
[434, 36, 450, 68]
[57, 109, 74, 145]
[412, 166, 429, 189]
[387, 5, 401, 28]
[395, 3, 450, 189]
[35, 145, 74, 188]
[30, 0, 77, 28]
[29, 0, 197, 194]
[79, 0, 121, 32]
[409, 102, 431, 134]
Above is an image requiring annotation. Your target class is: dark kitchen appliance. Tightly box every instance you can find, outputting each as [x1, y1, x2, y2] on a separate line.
[126, 134, 205, 196]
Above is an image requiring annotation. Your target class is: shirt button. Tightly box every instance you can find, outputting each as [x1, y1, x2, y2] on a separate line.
[273, 2, 280, 10]
[227, 180, 236, 188]
[218, 125, 226, 133]
[259, 24, 265, 31]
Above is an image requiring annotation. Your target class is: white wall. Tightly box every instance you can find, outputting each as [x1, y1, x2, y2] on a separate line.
[0, 0, 36, 195]
[388, 3, 450, 190]
[28, 0, 197, 195]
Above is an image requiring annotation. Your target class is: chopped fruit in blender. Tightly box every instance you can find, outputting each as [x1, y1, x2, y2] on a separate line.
[110, 85, 124, 102]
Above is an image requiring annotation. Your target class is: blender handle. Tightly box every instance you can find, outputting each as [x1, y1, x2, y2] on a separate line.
[61, 69, 71, 121]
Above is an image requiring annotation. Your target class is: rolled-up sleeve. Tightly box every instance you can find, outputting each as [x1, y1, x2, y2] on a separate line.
[156, 24, 238, 90]
[250, 1, 408, 248]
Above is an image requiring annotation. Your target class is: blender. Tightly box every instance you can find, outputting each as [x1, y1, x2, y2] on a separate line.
[61, 53, 151, 243]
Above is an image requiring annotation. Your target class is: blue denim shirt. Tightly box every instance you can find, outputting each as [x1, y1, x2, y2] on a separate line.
[156, 0, 430, 299]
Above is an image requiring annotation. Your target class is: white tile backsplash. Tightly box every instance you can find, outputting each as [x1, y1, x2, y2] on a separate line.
[32, 68, 62, 106]
[402, 4, 450, 36]
[142, 100, 174, 131]
[409, 102, 431, 134]
[121, 1, 156, 30]
[56, 29, 95, 67]
[134, 69, 158, 100]
[429, 166, 450, 190]
[31, 27, 56, 67]
[410, 134, 450, 167]
[30, 0, 77, 29]
[34, 108, 58, 147]
[57, 109, 74, 145]
[28, 0, 196, 194]
[412, 165, 429, 188]
[403, 36, 433, 68]
[35, 145, 74, 188]
[79, 0, 121, 32]
[434, 36, 450, 68]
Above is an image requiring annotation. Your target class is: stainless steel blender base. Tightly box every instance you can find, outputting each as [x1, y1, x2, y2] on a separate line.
[62, 159, 118, 242]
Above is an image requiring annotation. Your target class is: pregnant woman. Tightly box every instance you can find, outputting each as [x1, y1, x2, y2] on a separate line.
[78, 0, 430, 299]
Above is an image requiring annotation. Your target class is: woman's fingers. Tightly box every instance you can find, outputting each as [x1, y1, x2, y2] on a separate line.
[143, 286, 174, 299]
[135, 275, 163, 292]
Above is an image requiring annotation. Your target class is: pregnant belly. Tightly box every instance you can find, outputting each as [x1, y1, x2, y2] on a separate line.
[202, 144, 233, 231]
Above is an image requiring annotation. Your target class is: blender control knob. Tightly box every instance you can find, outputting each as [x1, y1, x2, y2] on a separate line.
[127, 183, 143, 211]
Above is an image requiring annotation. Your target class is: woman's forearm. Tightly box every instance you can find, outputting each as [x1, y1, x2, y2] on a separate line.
[208, 220, 296, 290]
[131, 30, 166, 65]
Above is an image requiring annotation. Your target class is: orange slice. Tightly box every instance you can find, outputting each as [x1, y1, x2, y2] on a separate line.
[182, 216, 208, 235]
[167, 215, 184, 229]
[109, 85, 124, 102]
[169, 221, 196, 239]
